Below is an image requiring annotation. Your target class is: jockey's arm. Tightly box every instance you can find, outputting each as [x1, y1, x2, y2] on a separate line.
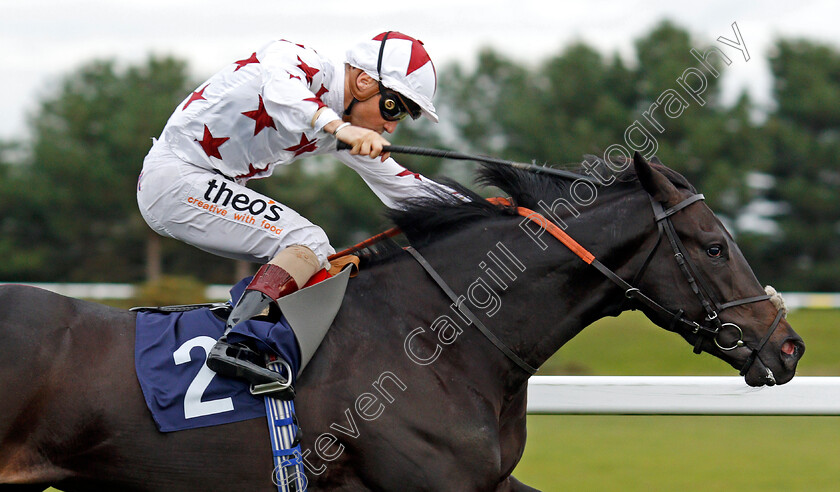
[333, 151, 467, 210]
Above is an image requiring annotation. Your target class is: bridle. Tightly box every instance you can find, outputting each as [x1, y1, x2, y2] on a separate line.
[640, 195, 784, 379]
[479, 194, 785, 380]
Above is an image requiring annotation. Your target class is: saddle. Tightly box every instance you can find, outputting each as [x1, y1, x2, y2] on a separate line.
[133, 255, 359, 398]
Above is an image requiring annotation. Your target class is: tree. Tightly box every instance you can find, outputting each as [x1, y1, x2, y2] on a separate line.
[6, 25, 840, 291]
[436, 20, 836, 290]
[758, 40, 840, 290]
[17, 56, 239, 282]
[440, 44, 636, 166]
[0, 141, 53, 279]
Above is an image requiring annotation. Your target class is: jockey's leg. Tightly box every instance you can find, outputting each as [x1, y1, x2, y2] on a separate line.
[206, 245, 320, 389]
[227, 244, 320, 329]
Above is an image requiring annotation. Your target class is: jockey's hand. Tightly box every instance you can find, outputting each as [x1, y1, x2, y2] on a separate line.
[331, 124, 391, 162]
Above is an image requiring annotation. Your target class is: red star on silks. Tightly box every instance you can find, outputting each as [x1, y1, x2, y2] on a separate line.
[303, 96, 326, 110]
[182, 84, 209, 111]
[288, 72, 301, 81]
[241, 95, 277, 135]
[295, 56, 320, 84]
[284, 134, 318, 157]
[195, 125, 229, 160]
[373, 32, 433, 75]
[236, 163, 271, 180]
[315, 84, 329, 99]
[233, 52, 260, 72]
[397, 169, 422, 180]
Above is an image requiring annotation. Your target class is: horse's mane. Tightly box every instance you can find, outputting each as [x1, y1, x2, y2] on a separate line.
[356, 156, 695, 267]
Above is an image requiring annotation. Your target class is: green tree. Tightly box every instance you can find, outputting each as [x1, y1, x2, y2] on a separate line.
[17, 56, 237, 282]
[7, 25, 840, 292]
[0, 141, 52, 279]
[436, 20, 816, 289]
[758, 40, 840, 290]
[440, 44, 636, 166]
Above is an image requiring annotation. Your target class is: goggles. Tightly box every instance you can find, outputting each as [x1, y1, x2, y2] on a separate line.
[375, 31, 422, 122]
[378, 83, 421, 121]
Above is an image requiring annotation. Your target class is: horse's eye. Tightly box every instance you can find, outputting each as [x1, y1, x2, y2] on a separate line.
[707, 244, 724, 258]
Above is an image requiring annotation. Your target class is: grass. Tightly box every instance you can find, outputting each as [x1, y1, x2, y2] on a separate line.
[516, 415, 840, 491]
[513, 309, 840, 491]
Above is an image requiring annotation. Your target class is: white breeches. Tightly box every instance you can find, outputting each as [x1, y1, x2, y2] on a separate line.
[137, 140, 334, 268]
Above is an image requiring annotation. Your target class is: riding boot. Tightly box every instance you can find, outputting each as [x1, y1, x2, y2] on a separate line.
[206, 264, 299, 397]
[227, 263, 299, 330]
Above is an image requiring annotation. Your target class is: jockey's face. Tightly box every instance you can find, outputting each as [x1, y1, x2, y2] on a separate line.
[349, 95, 400, 134]
[344, 68, 401, 134]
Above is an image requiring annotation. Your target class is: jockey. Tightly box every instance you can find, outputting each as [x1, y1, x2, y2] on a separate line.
[137, 31, 446, 387]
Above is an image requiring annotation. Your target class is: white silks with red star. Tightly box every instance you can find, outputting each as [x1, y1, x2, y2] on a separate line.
[139, 38, 464, 270]
[149, 38, 454, 206]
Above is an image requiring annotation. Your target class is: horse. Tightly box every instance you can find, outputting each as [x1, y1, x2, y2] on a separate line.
[0, 153, 804, 491]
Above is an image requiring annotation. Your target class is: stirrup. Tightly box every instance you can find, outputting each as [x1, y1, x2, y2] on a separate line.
[206, 339, 296, 400]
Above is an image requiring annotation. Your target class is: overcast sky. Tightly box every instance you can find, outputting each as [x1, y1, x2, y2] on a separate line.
[2, 0, 837, 140]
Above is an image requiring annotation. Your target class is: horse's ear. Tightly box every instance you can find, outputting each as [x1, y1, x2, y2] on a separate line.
[634, 151, 679, 204]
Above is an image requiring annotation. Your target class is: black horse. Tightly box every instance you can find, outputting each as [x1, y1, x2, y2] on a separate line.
[0, 154, 804, 491]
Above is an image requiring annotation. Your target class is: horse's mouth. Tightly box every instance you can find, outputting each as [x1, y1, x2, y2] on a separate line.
[743, 358, 778, 387]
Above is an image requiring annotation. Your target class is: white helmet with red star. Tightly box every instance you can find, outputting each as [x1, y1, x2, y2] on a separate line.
[346, 31, 438, 123]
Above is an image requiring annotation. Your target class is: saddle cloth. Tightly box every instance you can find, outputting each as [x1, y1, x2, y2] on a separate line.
[134, 277, 301, 432]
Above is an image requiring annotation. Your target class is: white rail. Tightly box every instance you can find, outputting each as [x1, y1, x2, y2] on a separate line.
[5, 284, 840, 308]
[0, 282, 231, 300]
[526, 376, 840, 415]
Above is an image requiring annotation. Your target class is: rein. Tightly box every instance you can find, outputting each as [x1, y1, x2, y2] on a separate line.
[405, 246, 539, 375]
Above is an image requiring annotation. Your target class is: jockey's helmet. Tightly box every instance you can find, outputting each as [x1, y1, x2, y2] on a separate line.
[345, 31, 438, 123]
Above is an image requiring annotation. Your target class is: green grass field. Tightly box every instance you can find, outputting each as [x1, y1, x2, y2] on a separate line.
[514, 309, 840, 491]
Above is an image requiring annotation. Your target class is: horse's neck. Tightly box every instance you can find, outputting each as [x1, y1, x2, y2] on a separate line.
[411, 189, 655, 374]
[332, 189, 653, 390]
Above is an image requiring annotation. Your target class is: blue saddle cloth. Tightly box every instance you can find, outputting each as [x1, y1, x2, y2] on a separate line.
[134, 278, 301, 432]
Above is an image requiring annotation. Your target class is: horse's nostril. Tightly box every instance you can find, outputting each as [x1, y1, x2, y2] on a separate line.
[781, 340, 797, 356]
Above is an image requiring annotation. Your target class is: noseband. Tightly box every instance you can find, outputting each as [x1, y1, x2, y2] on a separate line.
[494, 193, 785, 380]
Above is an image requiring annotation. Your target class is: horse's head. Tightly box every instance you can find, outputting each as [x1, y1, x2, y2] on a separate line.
[631, 152, 804, 386]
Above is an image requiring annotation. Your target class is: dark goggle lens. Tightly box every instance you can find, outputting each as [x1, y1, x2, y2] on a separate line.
[379, 89, 421, 121]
